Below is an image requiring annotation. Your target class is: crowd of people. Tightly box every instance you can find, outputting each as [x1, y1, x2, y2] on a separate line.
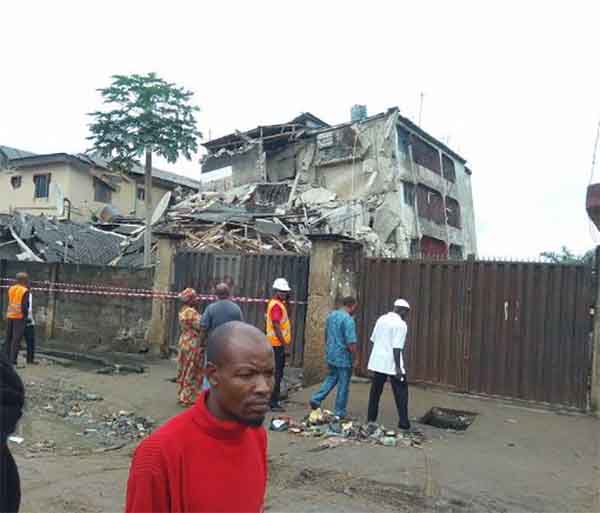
[1, 271, 413, 512]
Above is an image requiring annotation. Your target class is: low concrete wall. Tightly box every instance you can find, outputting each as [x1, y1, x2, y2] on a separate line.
[0, 261, 154, 354]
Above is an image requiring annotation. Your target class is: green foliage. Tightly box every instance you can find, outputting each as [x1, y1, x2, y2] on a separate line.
[540, 246, 595, 265]
[87, 73, 201, 171]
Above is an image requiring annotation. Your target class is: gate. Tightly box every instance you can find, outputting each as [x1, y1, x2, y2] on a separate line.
[171, 250, 310, 367]
[357, 258, 593, 410]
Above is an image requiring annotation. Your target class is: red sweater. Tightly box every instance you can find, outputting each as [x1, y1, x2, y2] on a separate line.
[125, 392, 267, 513]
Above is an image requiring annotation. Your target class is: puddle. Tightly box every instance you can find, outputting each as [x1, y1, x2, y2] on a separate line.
[420, 407, 478, 431]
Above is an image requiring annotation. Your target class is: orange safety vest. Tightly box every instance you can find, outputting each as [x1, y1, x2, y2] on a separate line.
[266, 299, 291, 347]
[7, 284, 28, 320]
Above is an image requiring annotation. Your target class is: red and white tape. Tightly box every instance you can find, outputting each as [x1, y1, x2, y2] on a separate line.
[0, 280, 307, 304]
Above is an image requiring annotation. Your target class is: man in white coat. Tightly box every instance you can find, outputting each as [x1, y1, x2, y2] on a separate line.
[366, 299, 411, 430]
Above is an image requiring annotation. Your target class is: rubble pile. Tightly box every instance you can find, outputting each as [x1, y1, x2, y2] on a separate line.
[270, 408, 425, 449]
[0, 212, 124, 264]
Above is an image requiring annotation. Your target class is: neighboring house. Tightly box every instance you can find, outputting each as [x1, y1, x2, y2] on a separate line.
[0, 146, 200, 222]
[200, 107, 477, 259]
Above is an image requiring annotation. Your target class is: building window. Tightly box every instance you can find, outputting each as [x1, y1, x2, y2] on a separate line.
[94, 177, 112, 203]
[449, 244, 463, 260]
[442, 154, 456, 182]
[33, 174, 51, 198]
[411, 135, 441, 175]
[417, 184, 445, 225]
[421, 236, 448, 258]
[403, 182, 415, 206]
[137, 187, 145, 201]
[10, 176, 22, 189]
[445, 196, 461, 228]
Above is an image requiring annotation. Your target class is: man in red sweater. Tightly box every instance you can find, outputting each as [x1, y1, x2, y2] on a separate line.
[125, 321, 273, 513]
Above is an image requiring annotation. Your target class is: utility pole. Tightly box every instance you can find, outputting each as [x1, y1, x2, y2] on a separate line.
[144, 146, 153, 267]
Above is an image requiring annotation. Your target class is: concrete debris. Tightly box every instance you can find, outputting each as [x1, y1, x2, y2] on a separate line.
[299, 187, 337, 206]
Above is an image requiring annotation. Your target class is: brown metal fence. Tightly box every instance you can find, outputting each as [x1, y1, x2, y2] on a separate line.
[357, 257, 593, 410]
[171, 251, 310, 366]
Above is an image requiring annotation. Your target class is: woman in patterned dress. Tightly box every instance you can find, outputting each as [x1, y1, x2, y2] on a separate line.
[175, 288, 204, 406]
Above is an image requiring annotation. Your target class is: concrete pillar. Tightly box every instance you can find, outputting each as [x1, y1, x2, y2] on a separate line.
[303, 235, 363, 386]
[149, 235, 178, 357]
[591, 246, 600, 415]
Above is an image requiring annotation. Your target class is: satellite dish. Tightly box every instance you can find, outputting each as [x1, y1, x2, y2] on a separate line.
[51, 183, 65, 217]
[151, 191, 172, 225]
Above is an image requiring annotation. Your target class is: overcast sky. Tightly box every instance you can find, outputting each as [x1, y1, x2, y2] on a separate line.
[2, 1, 598, 258]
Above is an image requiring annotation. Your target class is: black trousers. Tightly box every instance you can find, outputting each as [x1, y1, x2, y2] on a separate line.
[24, 325, 35, 363]
[367, 371, 410, 429]
[4, 320, 25, 365]
[270, 346, 285, 406]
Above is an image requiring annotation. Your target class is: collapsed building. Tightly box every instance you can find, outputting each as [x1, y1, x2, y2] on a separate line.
[198, 107, 477, 258]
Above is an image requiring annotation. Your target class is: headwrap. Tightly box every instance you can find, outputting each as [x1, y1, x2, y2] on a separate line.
[0, 353, 24, 444]
[179, 288, 198, 305]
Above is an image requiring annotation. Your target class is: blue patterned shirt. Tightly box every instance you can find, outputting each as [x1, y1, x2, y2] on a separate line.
[325, 309, 357, 368]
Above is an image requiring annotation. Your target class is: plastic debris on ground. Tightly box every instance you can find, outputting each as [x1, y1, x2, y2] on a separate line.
[271, 408, 426, 450]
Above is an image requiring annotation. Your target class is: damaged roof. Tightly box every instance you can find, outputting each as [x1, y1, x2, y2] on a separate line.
[0, 213, 126, 265]
[202, 112, 330, 151]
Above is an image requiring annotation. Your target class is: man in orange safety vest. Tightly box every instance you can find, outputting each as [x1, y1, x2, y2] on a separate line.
[4, 272, 31, 366]
[266, 278, 292, 412]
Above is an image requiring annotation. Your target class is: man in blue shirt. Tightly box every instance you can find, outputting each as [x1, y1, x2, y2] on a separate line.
[309, 297, 358, 418]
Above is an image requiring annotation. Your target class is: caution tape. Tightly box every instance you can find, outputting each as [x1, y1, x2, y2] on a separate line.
[0, 282, 307, 304]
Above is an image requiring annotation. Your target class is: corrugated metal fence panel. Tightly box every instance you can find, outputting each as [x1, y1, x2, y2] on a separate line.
[171, 251, 309, 367]
[357, 258, 465, 387]
[467, 262, 592, 409]
[358, 258, 593, 410]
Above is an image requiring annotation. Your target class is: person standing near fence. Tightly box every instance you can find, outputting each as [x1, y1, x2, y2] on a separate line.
[309, 297, 358, 419]
[175, 288, 204, 407]
[4, 273, 30, 366]
[366, 299, 411, 430]
[266, 278, 292, 412]
[199, 283, 243, 390]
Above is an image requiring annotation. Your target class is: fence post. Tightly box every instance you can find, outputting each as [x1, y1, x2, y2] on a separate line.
[303, 235, 363, 386]
[459, 255, 475, 392]
[149, 234, 178, 357]
[591, 246, 600, 415]
[44, 263, 59, 341]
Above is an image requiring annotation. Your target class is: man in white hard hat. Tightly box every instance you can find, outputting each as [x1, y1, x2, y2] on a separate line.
[265, 278, 292, 411]
[366, 299, 411, 430]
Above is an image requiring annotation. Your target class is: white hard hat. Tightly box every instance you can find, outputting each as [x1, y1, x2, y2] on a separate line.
[394, 298, 410, 309]
[273, 278, 291, 292]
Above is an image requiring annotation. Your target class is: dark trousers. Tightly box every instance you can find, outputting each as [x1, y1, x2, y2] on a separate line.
[367, 371, 410, 429]
[4, 320, 25, 365]
[24, 325, 35, 363]
[270, 346, 285, 406]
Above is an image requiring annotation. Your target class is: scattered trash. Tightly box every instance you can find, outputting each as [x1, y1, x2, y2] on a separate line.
[273, 411, 426, 449]
[269, 419, 289, 432]
[507, 442, 516, 447]
[8, 436, 24, 445]
[505, 418, 517, 424]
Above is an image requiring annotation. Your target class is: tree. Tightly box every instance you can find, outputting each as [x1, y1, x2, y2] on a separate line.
[88, 73, 201, 266]
[540, 246, 595, 265]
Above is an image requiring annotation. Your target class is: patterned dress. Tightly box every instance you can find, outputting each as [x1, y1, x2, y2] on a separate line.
[176, 305, 204, 406]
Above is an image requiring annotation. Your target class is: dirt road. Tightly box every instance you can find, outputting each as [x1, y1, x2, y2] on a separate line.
[11, 357, 598, 512]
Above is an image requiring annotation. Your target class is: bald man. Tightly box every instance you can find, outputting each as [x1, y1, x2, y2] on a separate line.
[126, 322, 273, 513]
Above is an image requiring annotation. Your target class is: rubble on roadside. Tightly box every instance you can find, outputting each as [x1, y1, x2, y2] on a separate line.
[269, 407, 426, 449]
[25, 377, 154, 450]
